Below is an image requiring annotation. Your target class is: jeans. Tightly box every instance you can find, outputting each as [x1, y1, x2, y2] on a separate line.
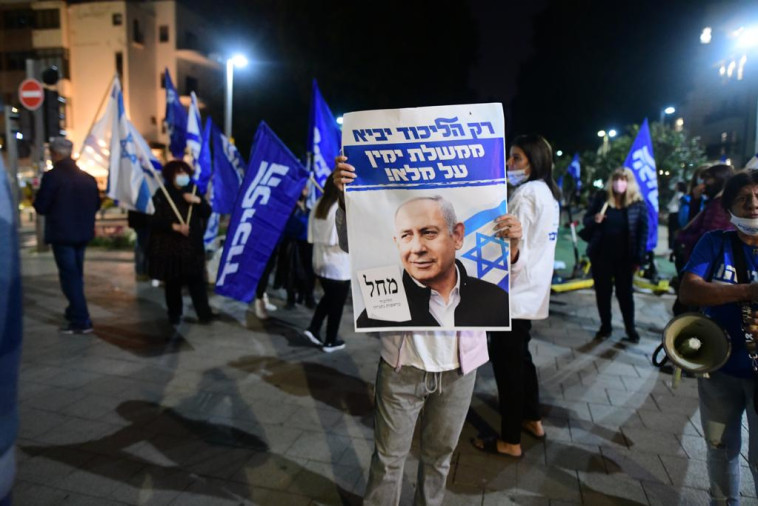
[488, 320, 540, 444]
[52, 244, 90, 327]
[699, 372, 758, 505]
[308, 277, 350, 343]
[364, 359, 476, 506]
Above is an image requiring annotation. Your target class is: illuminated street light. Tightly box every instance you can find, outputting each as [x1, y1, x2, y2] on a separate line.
[556, 150, 563, 157]
[336, 116, 344, 125]
[597, 130, 606, 137]
[608, 129, 617, 138]
[700, 27, 712, 44]
[225, 53, 249, 138]
[660, 106, 676, 124]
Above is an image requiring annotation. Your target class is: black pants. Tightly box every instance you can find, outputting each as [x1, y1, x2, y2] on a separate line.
[308, 277, 350, 343]
[591, 255, 635, 332]
[488, 320, 539, 444]
[256, 252, 278, 300]
[165, 273, 212, 321]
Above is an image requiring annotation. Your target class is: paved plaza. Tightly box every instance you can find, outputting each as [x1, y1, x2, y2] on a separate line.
[11, 244, 757, 505]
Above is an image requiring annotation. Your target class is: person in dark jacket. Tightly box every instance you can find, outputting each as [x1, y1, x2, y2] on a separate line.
[33, 137, 101, 334]
[584, 168, 648, 343]
[147, 160, 215, 325]
[127, 210, 150, 280]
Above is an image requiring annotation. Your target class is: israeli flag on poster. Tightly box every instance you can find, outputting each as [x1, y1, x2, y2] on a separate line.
[306, 79, 341, 208]
[567, 152, 581, 190]
[623, 118, 658, 251]
[215, 122, 309, 302]
[187, 92, 207, 193]
[211, 121, 246, 214]
[343, 103, 510, 332]
[164, 69, 187, 159]
[107, 83, 160, 214]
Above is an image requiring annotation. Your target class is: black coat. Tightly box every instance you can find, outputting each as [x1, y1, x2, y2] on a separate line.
[583, 191, 649, 264]
[33, 158, 101, 245]
[357, 259, 510, 329]
[147, 183, 211, 280]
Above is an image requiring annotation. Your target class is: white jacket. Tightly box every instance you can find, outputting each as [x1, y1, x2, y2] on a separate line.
[509, 180, 560, 319]
[308, 201, 351, 280]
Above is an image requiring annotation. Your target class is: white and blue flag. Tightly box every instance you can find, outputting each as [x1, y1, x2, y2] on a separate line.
[567, 152, 581, 190]
[108, 82, 161, 214]
[186, 91, 207, 193]
[623, 118, 658, 251]
[306, 79, 341, 208]
[164, 69, 187, 159]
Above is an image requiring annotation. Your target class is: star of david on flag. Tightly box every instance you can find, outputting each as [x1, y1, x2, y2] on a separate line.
[459, 200, 509, 292]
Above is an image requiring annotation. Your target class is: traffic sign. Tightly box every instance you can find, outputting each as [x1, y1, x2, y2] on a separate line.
[18, 79, 44, 111]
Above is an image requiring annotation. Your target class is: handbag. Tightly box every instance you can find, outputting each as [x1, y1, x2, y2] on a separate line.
[577, 202, 608, 242]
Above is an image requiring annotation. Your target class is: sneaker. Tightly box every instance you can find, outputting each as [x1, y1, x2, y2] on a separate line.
[254, 298, 269, 320]
[322, 339, 346, 353]
[262, 293, 277, 312]
[59, 323, 94, 335]
[303, 329, 323, 346]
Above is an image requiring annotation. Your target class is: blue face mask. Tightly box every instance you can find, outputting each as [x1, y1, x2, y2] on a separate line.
[175, 174, 190, 187]
[508, 169, 529, 187]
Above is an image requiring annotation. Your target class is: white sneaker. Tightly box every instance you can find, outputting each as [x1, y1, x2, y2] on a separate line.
[303, 329, 322, 346]
[254, 298, 269, 320]
[262, 293, 277, 312]
[322, 339, 346, 353]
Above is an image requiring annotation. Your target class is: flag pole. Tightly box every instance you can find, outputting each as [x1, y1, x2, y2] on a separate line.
[308, 173, 324, 194]
[76, 74, 117, 156]
[186, 185, 197, 224]
[154, 176, 186, 225]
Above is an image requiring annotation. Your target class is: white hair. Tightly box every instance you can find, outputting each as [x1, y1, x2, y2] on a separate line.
[395, 195, 458, 235]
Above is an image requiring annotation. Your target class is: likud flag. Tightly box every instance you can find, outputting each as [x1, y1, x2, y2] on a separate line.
[215, 122, 309, 302]
[567, 153, 581, 190]
[164, 69, 187, 159]
[306, 79, 341, 208]
[623, 118, 659, 251]
[108, 82, 161, 214]
[197, 118, 213, 198]
[211, 121, 246, 214]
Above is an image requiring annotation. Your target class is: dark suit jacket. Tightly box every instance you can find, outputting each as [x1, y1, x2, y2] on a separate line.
[356, 259, 510, 328]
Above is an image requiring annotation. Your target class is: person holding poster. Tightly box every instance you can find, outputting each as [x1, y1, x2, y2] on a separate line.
[472, 134, 561, 458]
[336, 103, 521, 505]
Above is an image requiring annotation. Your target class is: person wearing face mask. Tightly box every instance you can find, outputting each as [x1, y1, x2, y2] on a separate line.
[148, 160, 215, 326]
[584, 168, 648, 343]
[679, 169, 758, 505]
[471, 134, 561, 458]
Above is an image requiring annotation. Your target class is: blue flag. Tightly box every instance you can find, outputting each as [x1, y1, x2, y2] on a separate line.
[164, 69, 187, 159]
[623, 119, 659, 251]
[197, 118, 213, 197]
[567, 152, 581, 190]
[186, 92, 208, 194]
[215, 122, 309, 302]
[211, 121, 246, 214]
[557, 175, 564, 191]
[306, 79, 341, 208]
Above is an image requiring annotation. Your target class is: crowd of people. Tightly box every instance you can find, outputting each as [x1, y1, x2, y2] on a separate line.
[14, 133, 758, 505]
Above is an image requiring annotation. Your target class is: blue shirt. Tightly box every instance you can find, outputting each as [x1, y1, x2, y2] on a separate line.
[684, 230, 758, 378]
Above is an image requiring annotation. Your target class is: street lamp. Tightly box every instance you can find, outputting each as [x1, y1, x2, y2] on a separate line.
[660, 106, 676, 124]
[597, 129, 616, 155]
[225, 54, 249, 139]
[608, 129, 618, 138]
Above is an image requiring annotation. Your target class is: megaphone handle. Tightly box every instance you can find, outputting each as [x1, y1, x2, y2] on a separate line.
[673, 367, 682, 389]
[652, 344, 669, 368]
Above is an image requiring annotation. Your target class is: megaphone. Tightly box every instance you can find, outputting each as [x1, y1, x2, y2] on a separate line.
[660, 313, 731, 374]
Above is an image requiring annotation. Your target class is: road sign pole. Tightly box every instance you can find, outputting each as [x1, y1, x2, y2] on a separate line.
[26, 59, 48, 252]
[3, 105, 20, 216]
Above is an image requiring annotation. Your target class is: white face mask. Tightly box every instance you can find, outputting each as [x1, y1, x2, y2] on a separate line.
[730, 213, 758, 236]
[175, 174, 190, 187]
[507, 169, 528, 187]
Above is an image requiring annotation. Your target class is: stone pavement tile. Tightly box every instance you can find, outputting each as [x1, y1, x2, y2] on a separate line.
[76, 356, 148, 378]
[588, 403, 645, 430]
[651, 394, 700, 417]
[636, 409, 701, 436]
[20, 384, 89, 412]
[515, 464, 582, 502]
[578, 370, 627, 390]
[292, 459, 366, 498]
[545, 441, 605, 473]
[337, 434, 373, 470]
[569, 419, 628, 449]
[561, 385, 611, 405]
[185, 447, 257, 481]
[233, 400, 301, 426]
[56, 492, 132, 505]
[679, 434, 708, 461]
[453, 461, 518, 490]
[60, 393, 143, 426]
[442, 485, 487, 505]
[51, 455, 145, 498]
[591, 359, 641, 378]
[600, 446, 669, 484]
[577, 470, 648, 504]
[620, 376, 674, 396]
[260, 489, 311, 506]
[108, 464, 197, 505]
[641, 481, 710, 506]
[230, 452, 304, 490]
[45, 368, 109, 389]
[540, 399, 592, 422]
[536, 417, 572, 444]
[482, 492, 551, 505]
[35, 417, 127, 446]
[622, 428, 686, 457]
[606, 389, 660, 412]
[11, 480, 70, 505]
[17, 406, 70, 440]
[167, 476, 257, 505]
[282, 405, 348, 432]
[15, 446, 98, 485]
[19, 363, 68, 383]
[740, 464, 757, 498]
[283, 430, 351, 464]
[659, 455, 710, 489]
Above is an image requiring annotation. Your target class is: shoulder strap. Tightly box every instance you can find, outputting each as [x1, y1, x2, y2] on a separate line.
[705, 232, 726, 282]
[729, 231, 749, 285]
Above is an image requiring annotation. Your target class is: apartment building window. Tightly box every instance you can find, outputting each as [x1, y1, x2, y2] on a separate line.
[34, 9, 60, 29]
[36, 48, 70, 78]
[159, 25, 169, 43]
[185, 76, 198, 94]
[115, 52, 123, 79]
[7, 52, 34, 71]
[4, 9, 34, 29]
[112, 13, 122, 26]
[132, 20, 144, 44]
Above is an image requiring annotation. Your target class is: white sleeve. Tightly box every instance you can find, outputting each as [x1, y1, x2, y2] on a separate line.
[510, 191, 538, 275]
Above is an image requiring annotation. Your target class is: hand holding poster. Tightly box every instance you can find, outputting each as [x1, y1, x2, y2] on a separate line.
[343, 103, 510, 332]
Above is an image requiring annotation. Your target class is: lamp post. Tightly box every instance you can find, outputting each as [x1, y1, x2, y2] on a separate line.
[224, 54, 248, 139]
[597, 129, 617, 155]
[660, 106, 676, 124]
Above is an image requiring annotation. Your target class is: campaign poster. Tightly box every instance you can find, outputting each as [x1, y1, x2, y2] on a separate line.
[343, 103, 510, 332]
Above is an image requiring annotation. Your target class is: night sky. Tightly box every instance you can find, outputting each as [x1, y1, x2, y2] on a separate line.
[188, 0, 713, 159]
